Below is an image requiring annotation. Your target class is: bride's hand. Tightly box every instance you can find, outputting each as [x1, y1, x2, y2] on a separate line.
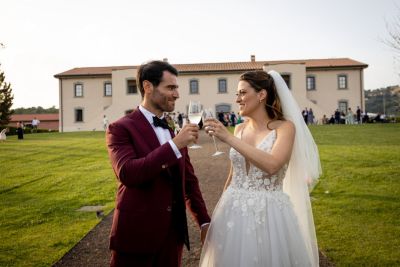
[204, 118, 231, 143]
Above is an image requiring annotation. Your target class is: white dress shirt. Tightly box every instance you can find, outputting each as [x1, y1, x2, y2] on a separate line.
[139, 105, 182, 159]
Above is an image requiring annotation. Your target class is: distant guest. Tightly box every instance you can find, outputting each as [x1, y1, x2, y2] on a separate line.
[17, 121, 24, 140]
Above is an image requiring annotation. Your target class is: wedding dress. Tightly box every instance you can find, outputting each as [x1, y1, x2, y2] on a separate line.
[199, 129, 313, 267]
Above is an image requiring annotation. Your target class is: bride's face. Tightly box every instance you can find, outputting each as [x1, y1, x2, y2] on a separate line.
[236, 80, 262, 117]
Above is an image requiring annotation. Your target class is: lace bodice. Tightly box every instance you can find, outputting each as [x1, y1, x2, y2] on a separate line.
[229, 130, 287, 192]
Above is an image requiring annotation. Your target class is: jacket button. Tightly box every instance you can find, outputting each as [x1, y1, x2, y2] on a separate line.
[166, 206, 172, 212]
[162, 164, 168, 169]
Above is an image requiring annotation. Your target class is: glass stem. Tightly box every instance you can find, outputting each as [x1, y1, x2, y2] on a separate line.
[212, 136, 219, 152]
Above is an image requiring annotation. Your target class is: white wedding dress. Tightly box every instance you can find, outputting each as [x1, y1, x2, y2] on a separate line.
[200, 130, 313, 267]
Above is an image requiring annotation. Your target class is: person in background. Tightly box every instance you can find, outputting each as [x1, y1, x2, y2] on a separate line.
[308, 108, 314, 125]
[177, 112, 183, 129]
[346, 108, 354, 124]
[103, 115, 109, 131]
[356, 106, 362, 124]
[321, 114, 328, 125]
[32, 117, 40, 132]
[230, 111, 237, 127]
[328, 115, 335, 124]
[334, 109, 341, 124]
[236, 112, 243, 124]
[17, 121, 24, 140]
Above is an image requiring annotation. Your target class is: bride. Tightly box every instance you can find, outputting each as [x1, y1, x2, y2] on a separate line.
[200, 70, 321, 267]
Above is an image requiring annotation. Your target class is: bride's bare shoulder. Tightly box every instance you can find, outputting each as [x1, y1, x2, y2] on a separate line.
[234, 122, 246, 136]
[272, 120, 295, 133]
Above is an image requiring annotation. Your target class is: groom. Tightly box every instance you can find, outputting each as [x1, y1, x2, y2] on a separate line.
[106, 60, 211, 267]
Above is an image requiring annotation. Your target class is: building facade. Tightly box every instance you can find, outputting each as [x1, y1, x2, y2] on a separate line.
[54, 57, 368, 132]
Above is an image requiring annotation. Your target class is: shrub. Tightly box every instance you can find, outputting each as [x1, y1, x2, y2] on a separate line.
[0, 126, 58, 136]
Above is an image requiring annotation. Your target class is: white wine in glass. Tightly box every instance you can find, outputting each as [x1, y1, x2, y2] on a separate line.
[204, 108, 224, 156]
[188, 101, 202, 149]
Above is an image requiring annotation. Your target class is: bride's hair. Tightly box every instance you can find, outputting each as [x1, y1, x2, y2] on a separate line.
[239, 71, 284, 121]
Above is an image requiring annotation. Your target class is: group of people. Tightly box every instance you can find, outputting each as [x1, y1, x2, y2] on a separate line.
[302, 107, 315, 125]
[106, 60, 321, 267]
[14, 117, 41, 140]
[217, 111, 243, 127]
[322, 106, 363, 125]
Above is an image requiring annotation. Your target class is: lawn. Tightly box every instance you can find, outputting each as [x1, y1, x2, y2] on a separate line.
[310, 124, 400, 266]
[0, 124, 399, 266]
[0, 132, 116, 267]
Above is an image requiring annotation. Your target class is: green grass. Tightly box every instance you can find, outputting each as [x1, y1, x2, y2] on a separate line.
[0, 125, 399, 266]
[0, 132, 116, 267]
[310, 124, 400, 266]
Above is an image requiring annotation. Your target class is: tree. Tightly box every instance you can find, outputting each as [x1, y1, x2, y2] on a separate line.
[385, 9, 400, 55]
[0, 67, 14, 126]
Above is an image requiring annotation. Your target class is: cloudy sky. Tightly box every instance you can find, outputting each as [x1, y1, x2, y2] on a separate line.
[1, 0, 399, 108]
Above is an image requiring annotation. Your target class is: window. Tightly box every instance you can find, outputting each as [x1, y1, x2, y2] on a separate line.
[218, 79, 227, 93]
[306, 76, 316, 90]
[338, 101, 348, 113]
[281, 74, 291, 89]
[127, 80, 137, 94]
[74, 83, 83, 97]
[190, 79, 199, 94]
[104, 82, 112, 96]
[338, 75, 347, 89]
[75, 108, 83, 122]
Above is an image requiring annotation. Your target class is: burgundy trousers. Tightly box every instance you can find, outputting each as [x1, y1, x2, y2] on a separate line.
[110, 226, 184, 267]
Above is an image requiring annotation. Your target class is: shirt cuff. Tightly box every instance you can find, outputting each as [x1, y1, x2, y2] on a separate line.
[168, 140, 182, 159]
[201, 223, 210, 228]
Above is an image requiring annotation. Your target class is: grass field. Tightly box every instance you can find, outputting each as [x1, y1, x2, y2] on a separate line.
[0, 124, 399, 266]
[311, 124, 400, 266]
[0, 132, 116, 267]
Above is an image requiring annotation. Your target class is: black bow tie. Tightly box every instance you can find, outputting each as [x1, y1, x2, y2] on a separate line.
[153, 116, 170, 129]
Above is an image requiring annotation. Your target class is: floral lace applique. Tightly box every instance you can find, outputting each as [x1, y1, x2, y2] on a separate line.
[226, 129, 293, 221]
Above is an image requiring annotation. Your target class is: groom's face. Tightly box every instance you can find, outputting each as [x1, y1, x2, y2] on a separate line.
[149, 71, 179, 113]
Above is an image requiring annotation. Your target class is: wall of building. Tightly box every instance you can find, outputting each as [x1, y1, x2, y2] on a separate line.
[59, 66, 365, 131]
[175, 72, 243, 115]
[60, 76, 112, 131]
[306, 69, 363, 118]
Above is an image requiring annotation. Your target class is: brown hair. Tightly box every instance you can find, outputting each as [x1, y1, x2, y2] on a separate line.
[239, 71, 284, 121]
[137, 60, 178, 98]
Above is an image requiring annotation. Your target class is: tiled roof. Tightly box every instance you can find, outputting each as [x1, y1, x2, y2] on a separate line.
[54, 58, 368, 78]
[10, 114, 59, 122]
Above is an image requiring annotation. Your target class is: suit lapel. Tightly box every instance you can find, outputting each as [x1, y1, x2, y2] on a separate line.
[128, 109, 161, 151]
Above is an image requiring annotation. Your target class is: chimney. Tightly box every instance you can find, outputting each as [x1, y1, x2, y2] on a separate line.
[163, 58, 168, 62]
[250, 55, 256, 62]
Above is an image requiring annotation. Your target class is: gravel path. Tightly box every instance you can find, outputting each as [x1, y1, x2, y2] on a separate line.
[53, 131, 334, 267]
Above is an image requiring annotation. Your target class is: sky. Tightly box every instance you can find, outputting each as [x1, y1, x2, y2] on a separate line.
[1, 0, 399, 108]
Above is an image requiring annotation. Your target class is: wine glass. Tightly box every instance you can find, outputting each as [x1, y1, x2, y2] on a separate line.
[204, 108, 224, 156]
[188, 100, 202, 149]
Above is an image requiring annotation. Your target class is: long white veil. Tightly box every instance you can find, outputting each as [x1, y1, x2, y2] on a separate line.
[267, 69, 322, 266]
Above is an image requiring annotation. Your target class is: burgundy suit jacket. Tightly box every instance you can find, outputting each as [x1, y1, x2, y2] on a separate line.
[106, 109, 210, 254]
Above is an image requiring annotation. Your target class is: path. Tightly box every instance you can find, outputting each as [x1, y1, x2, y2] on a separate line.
[53, 131, 333, 267]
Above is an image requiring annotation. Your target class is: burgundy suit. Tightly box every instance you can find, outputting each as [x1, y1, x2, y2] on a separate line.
[106, 109, 210, 265]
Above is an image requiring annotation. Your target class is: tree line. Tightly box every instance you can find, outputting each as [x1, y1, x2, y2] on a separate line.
[365, 86, 400, 116]
[13, 106, 59, 114]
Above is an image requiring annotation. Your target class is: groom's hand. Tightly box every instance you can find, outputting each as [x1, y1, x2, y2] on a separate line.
[172, 123, 199, 149]
[200, 223, 210, 246]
